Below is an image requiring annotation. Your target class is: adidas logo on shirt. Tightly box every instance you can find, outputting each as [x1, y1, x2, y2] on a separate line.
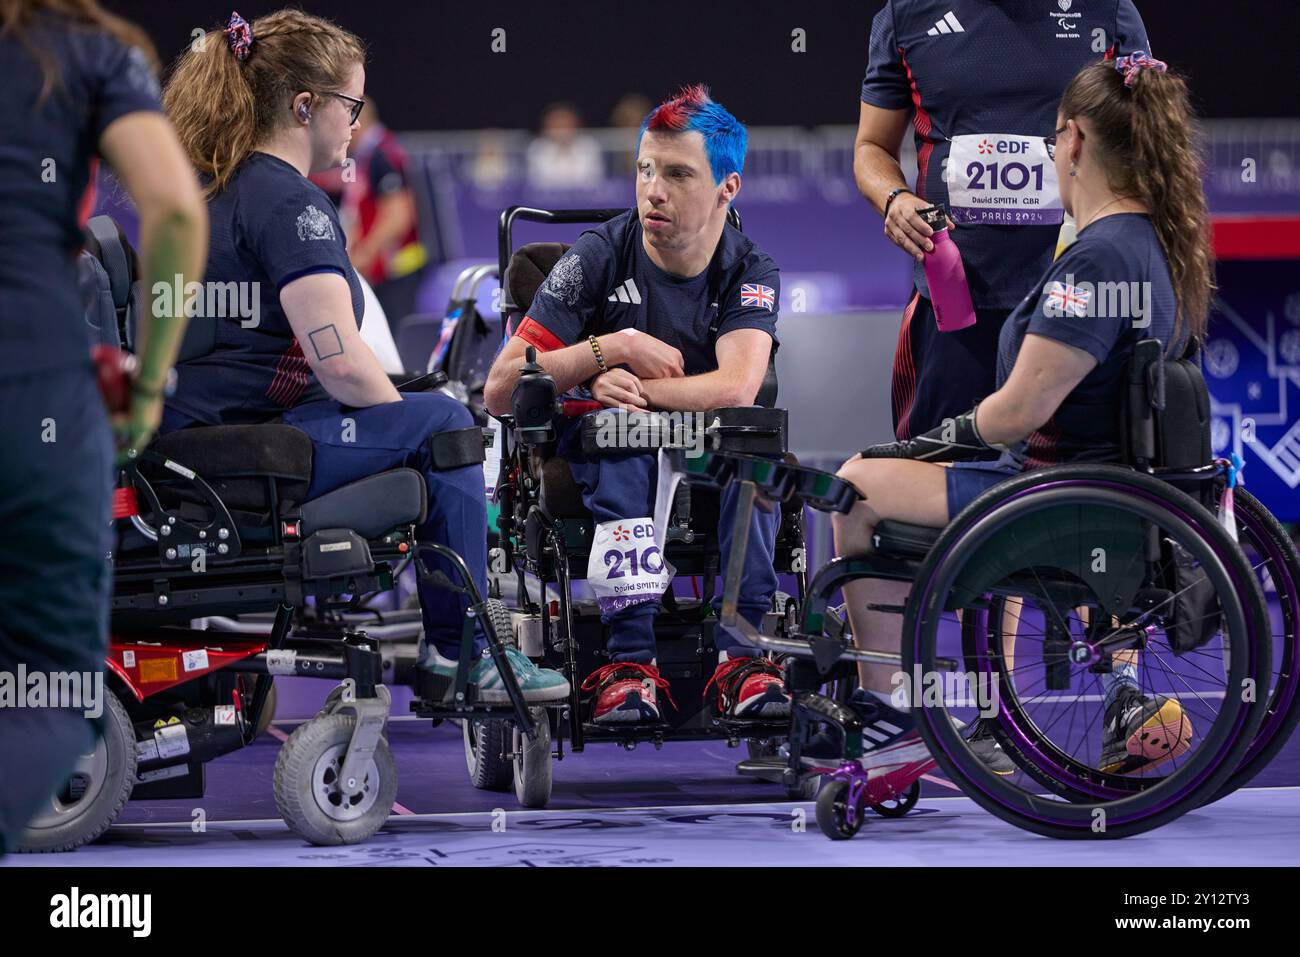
[926, 11, 965, 35]
[607, 278, 642, 305]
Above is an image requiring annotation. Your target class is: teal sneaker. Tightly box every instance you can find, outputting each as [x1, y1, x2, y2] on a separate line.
[421, 646, 570, 704]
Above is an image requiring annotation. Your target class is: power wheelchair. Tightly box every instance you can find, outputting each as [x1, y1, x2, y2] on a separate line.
[463, 206, 811, 797]
[19, 217, 542, 851]
[696, 337, 1298, 840]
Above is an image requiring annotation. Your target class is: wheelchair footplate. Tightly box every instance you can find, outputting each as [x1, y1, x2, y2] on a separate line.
[578, 716, 791, 751]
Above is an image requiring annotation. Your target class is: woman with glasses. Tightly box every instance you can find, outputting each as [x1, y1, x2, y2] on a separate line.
[160, 9, 569, 703]
[816, 54, 1213, 796]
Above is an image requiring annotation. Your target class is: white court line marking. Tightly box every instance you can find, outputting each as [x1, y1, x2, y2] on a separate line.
[110, 785, 1300, 829]
[922, 773, 962, 791]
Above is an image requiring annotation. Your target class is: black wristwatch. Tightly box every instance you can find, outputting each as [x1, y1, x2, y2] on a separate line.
[884, 186, 913, 217]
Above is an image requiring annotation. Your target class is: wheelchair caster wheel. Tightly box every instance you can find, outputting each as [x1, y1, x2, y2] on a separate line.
[16, 691, 136, 852]
[512, 707, 553, 809]
[871, 780, 920, 818]
[464, 718, 513, 792]
[274, 714, 397, 846]
[815, 778, 864, 841]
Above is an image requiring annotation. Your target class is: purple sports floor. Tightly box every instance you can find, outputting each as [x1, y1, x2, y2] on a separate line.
[5, 691, 1298, 867]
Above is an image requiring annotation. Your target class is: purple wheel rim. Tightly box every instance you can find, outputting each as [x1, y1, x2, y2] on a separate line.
[914, 477, 1260, 828]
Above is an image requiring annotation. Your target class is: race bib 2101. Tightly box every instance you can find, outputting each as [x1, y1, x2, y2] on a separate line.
[946, 133, 1063, 226]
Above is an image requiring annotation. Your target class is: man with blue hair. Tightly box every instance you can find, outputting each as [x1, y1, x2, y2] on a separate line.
[485, 85, 786, 724]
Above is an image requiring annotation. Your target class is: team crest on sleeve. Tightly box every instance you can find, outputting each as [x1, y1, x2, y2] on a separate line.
[296, 205, 337, 242]
[1045, 280, 1091, 317]
[541, 253, 584, 307]
[740, 283, 776, 311]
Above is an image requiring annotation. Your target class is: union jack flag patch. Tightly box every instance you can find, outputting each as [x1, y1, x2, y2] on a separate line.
[740, 283, 776, 311]
[1046, 280, 1091, 318]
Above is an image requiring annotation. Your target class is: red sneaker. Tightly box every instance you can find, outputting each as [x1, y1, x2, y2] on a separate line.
[581, 662, 675, 724]
[705, 655, 790, 719]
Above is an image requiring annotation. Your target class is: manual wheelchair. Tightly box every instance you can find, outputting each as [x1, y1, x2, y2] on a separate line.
[460, 206, 812, 797]
[687, 336, 1297, 840]
[18, 218, 543, 852]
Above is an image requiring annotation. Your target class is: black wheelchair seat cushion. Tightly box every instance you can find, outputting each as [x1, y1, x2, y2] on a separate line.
[505, 242, 571, 314]
[301, 468, 428, 538]
[873, 520, 941, 557]
[142, 423, 314, 517]
[150, 423, 313, 481]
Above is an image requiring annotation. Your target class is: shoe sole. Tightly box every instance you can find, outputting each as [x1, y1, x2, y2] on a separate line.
[592, 690, 660, 724]
[730, 685, 792, 719]
[1100, 699, 1194, 774]
[474, 683, 571, 705]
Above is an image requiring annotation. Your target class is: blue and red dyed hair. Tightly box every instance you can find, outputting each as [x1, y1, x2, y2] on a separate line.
[637, 84, 747, 184]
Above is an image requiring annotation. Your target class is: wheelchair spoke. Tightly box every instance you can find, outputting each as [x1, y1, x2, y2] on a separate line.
[1145, 645, 1231, 722]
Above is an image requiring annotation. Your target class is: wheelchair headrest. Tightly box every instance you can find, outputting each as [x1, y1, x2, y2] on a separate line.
[83, 215, 138, 311]
[503, 242, 571, 316]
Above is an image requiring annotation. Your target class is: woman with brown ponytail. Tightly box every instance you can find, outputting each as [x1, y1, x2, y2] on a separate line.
[804, 54, 1215, 794]
[159, 10, 568, 704]
[0, 0, 206, 853]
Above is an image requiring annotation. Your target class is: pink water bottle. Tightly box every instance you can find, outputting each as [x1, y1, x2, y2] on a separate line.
[920, 205, 976, 333]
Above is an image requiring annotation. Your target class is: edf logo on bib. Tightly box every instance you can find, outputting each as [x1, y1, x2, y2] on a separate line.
[613, 522, 654, 542]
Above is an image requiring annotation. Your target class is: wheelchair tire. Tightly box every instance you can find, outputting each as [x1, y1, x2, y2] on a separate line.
[15, 691, 136, 852]
[274, 714, 397, 846]
[906, 465, 1270, 839]
[871, 780, 921, 818]
[815, 778, 863, 840]
[463, 717, 513, 791]
[512, 706, 553, 809]
[1209, 488, 1300, 800]
[959, 486, 1300, 810]
[485, 597, 515, 649]
[461, 597, 519, 791]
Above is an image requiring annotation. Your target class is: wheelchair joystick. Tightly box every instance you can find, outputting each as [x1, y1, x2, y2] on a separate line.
[511, 346, 559, 445]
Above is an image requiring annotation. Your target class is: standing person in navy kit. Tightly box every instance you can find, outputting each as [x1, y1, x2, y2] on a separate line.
[159, 9, 568, 703]
[851, 0, 1150, 770]
[0, 0, 207, 853]
[485, 86, 789, 725]
[855, 0, 1150, 440]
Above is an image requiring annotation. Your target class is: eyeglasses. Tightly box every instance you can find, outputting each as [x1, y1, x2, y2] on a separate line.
[1044, 125, 1068, 160]
[330, 92, 365, 125]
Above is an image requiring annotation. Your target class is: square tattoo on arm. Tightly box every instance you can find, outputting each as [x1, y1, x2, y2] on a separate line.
[307, 324, 345, 360]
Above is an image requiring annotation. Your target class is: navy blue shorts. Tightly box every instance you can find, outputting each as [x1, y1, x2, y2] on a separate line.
[944, 456, 1023, 519]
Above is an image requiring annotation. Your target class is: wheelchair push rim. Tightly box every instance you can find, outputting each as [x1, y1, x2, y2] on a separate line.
[1213, 487, 1300, 795]
[963, 485, 1300, 805]
[905, 469, 1270, 838]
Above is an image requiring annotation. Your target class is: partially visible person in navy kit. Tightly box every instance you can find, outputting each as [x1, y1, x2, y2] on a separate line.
[0, 0, 207, 853]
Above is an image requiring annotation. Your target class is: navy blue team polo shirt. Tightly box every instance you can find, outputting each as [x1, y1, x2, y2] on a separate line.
[998, 212, 1178, 465]
[515, 209, 779, 375]
[861, 0, 1149, 310]
[166, 152, 364, 425]
[0, 13, 161, 376]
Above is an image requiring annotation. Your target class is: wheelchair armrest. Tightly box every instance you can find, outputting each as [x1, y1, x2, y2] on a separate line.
[394, 370, 450, 393]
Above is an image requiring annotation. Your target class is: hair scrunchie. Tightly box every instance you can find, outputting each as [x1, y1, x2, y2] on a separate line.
[1115, 50, 1167, 88]
[225, 11, 253, 61]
